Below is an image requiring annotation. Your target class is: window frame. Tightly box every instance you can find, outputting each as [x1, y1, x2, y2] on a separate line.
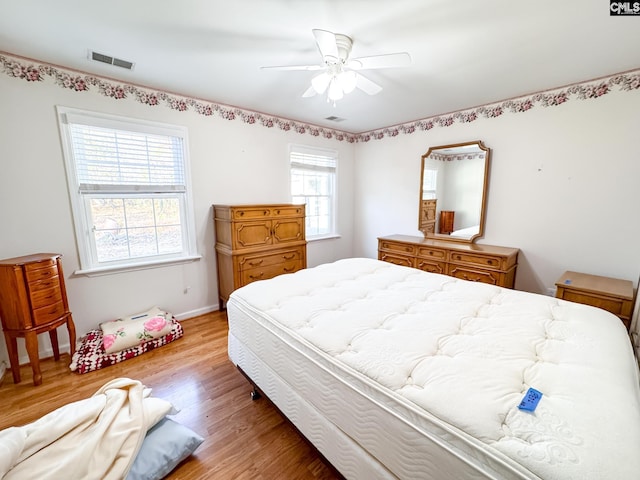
[57, 106, 199, 275]
[289, 144, 338, 240]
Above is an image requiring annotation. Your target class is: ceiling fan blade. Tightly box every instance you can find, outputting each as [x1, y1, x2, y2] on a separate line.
[260, 64, 323, 71]
[312, 29, 339, 61]
[348, 52, 412, 70]
[355, 73, 382, 95]
[302, 85, 317, 98]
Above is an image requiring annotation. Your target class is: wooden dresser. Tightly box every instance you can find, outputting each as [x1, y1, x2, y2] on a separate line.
[378, 235, 519, 288]
[0, 253, 76, 386]
[213, 204, 307, 308]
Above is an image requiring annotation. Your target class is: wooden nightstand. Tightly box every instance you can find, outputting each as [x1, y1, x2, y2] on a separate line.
[555, 271, 634, 330]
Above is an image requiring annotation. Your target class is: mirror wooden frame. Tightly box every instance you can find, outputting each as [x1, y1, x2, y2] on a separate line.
[418, 140, 490, 244]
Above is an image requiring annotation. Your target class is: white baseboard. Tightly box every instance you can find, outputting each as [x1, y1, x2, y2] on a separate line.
[173, 304, 219, 321]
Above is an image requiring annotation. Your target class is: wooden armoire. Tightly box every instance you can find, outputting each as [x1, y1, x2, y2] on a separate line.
[213, 204, 307, 309]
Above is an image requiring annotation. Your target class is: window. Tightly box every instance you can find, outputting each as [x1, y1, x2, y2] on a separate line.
[57, 107, 198, 274]
[422, 168, 438, 200]
[289, 145, 337, 239]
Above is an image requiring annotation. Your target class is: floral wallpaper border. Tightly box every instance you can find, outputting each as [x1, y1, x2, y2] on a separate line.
[1, 52, 639, 143]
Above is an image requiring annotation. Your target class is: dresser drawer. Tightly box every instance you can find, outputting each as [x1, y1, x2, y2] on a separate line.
[29, 284, 63, 309]
[239, 249, 303, 270]
[378, 252, 415, 268]
[32, 300, 66, 326]
[379, 241, 417, 256]
[417, 246, 447, 261]
[415, 259, 446, 275]
[25, 263, 59, 283]
[449, 251, 503, 270]
[241, 260, 302, 285]
[448, 265, 500, 285]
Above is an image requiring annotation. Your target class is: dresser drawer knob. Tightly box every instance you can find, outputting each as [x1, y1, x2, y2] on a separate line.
[405, 247, 412, 252]
[282, 254, 295, 260]
[249, 272, 265, 280]
[249, 259, 264, 267]
[284, 266, 295, 272]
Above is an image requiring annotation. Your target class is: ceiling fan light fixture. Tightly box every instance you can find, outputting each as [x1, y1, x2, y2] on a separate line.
[338, 71, 357, 94]
[327, 78, 344, 101]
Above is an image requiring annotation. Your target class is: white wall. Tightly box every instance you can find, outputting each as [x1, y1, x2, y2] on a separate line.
[1, 60, 639, 368]
[0, 72, 355, 363]
[354, 89, 640, 294]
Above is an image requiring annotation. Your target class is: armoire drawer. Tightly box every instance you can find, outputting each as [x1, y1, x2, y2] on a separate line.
[238, 249, 303, 270]
[241, 260, 302, 285]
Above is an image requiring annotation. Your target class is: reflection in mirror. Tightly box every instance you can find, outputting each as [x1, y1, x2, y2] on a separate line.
[419, 141, 490, 243]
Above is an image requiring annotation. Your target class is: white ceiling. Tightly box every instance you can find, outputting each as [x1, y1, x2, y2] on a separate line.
[1, 0, 639, 133]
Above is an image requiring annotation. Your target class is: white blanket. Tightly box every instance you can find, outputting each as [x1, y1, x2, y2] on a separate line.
[0, 378, 175, 480]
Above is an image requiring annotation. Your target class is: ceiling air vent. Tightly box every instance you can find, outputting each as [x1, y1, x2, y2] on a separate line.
[89, 50, 135, 70]
[325, 116, 345, 122]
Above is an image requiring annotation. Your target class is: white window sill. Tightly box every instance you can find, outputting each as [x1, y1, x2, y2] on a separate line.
[74, 254, 202, 277]
[307, 234, 342, 242]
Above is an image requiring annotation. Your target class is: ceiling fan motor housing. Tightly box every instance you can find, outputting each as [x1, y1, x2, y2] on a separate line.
[330, 34, 353, 64]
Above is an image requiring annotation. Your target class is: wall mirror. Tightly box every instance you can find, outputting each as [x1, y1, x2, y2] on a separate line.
[419, 140, 490, 243]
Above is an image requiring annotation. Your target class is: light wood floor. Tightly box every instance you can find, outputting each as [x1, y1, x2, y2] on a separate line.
[0, 311, 342, 479]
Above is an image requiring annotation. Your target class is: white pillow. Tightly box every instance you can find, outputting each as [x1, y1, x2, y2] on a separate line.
[101, 307, 173, 354]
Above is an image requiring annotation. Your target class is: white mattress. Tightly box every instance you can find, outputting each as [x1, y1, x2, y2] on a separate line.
[227, 258, 640, 479]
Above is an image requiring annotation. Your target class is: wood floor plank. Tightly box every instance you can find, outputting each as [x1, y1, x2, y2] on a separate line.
[0, 311, 342, 479]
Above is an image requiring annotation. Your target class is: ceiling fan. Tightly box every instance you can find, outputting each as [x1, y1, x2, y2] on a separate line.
[261, 29, 411, 103]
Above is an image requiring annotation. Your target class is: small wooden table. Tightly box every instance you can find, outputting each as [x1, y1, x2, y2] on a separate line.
[555, 271, 634, 330]
[0, 253, 76, 385]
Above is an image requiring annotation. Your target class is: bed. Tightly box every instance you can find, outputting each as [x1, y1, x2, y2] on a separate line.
[227, 257, 640, 480]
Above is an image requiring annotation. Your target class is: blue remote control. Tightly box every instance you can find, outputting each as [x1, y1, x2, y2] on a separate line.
[518, 388, 543, 411]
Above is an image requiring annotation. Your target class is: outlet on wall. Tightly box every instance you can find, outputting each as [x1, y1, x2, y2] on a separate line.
[546, 287, 557, 297]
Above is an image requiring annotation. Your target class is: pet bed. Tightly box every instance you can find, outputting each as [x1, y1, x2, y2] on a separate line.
[70, 317, 183, 374]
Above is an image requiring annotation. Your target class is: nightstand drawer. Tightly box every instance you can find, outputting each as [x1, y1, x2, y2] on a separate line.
[559, 290, 629, 317]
